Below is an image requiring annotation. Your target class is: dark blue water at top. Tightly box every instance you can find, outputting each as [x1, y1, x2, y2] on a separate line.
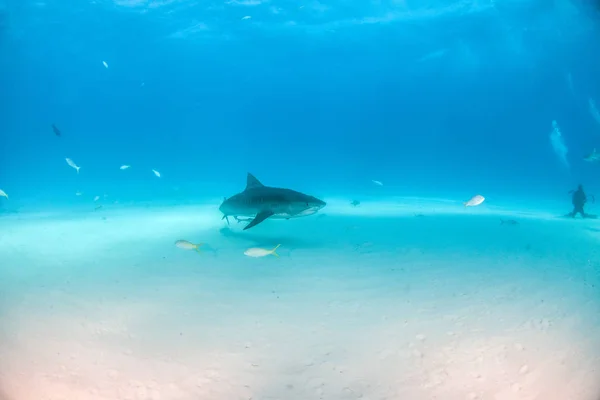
[1, 0, 600, 209]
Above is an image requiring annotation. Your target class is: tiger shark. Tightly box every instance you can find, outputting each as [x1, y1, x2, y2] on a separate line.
[219, 173, 326, 230]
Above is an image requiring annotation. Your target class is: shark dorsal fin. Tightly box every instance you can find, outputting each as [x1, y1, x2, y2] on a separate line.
[246, 173, 264, 190]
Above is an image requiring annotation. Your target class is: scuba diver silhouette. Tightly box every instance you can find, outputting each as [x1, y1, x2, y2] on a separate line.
[567, 184, 596, 218]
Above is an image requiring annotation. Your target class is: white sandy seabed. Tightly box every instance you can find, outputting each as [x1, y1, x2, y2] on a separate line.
[0, 197, 599, 400]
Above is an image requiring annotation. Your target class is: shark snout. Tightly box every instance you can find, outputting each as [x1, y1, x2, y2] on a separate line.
[309, 196, 326, 210]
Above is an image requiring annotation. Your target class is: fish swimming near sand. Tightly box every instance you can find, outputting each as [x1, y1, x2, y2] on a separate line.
[175, 240, 203, 253]
[244, 244, 281, 258]
[219, 173, 326, 230]
[0, 189, 7, 199]
[65, 158, 81, 173]
[464, 195, 485, 207]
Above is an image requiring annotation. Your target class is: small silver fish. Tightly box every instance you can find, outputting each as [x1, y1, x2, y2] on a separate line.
[464, 195, 485, 207]
[65, 158, 81, 173]
[102, 61, 108, 68]
[120, 165, 131, 170]
[244, 244, 280, 258]
[372, 180, 383, 186]
[152, 169, 161, 178]
[175, 240, 203, 253]
[94, 196, 100, 202]
[0, 189, 8, 199]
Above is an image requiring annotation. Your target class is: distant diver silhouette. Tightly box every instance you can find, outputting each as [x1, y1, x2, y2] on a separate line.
[567, 184, 596, 218]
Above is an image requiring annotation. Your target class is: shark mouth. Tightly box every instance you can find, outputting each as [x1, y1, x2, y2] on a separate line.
[293, 207, 322, 217]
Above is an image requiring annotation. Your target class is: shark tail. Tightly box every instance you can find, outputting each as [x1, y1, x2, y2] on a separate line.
[271, 244, 281, 257]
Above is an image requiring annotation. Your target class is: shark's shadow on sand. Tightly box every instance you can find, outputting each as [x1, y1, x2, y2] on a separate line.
[218, 227, 324, 249]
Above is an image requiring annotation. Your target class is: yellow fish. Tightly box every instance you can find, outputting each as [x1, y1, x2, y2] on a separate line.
[244, 244, 281, 258]
[0, 189, 7, 199]
[175, 240, 203, 253]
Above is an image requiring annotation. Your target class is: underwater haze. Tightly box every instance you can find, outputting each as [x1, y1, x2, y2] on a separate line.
[1, 0, 600, 399]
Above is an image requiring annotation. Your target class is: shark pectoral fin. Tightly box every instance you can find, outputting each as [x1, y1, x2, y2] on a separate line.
[244, 211, 274, 230]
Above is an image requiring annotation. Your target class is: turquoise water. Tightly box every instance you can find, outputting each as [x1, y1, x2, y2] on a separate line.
[1, 1, 600, 399]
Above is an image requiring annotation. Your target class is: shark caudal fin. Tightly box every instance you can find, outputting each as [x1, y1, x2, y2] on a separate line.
[243, 210, 274, 230]
[246, 173, 265, 191]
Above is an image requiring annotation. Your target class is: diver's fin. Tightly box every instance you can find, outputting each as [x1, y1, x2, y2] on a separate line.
[245, 173, 265, 191]
[244, 211, 274, 230]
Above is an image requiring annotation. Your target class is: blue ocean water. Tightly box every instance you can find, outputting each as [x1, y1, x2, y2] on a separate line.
[1, 1, 600, 399]
[1, 0, 600, 208]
